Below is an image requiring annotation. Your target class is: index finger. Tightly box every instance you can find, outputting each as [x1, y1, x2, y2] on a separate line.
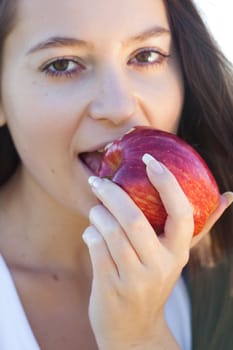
[143, 154, 194, 255]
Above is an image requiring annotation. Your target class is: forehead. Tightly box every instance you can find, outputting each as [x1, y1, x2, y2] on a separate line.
[14, 0, 169, 44]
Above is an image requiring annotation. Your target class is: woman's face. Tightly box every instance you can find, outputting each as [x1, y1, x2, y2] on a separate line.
[0, 0, 184, 216]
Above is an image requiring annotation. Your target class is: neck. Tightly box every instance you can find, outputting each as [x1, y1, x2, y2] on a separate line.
[0, 167, 91, 274]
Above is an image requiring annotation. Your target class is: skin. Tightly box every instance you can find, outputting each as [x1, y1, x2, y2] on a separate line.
[0, 0, 232, 349]
[0, 0, 184, 218]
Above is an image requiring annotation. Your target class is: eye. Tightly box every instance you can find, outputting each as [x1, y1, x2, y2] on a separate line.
[128, 48, 170, 68]
[41, 57, 84, 78]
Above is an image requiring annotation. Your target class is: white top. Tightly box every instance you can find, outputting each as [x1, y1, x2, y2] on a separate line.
[0, 255, 191, 350]
[165, 275, 192, 350]
[0, 255, 40, 350]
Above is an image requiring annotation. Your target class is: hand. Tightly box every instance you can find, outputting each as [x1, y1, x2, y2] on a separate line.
[191, 191, 233, 248]
[82, 155, 231, 349]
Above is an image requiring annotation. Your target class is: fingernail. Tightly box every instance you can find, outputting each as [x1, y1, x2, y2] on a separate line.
[142, 153, 164, 174]
[82, 229, 102, 246]
[223, 191, 233, 206]
[88, 176, 102, 188]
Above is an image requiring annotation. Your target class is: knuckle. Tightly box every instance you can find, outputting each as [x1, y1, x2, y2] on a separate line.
[178, 249, 190, 268]
[124, 211, 144, 232]
[103, 221, 122, 239]
[174, 204, 194, 227]
[184, 203, 194, 217]
[176, 200, 193, 217]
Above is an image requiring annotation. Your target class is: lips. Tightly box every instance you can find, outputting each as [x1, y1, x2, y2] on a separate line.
[78, 132, 131, 174]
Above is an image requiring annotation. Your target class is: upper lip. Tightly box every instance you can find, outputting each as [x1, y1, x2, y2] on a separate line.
[78, 140, 114, 155]
[78, 125, 137, 155]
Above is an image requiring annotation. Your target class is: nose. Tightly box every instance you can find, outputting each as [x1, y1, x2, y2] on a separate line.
[88, 67, 136, 125]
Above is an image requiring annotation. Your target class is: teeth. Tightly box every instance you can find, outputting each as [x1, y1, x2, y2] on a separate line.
[89, 129, 136, 154]
[125, 127, 136, 135]
[104, 142, 113, 151]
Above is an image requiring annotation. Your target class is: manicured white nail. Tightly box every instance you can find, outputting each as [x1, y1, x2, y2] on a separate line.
[223, 191, 233, 206]
[82, 229, 102, 246]
[142, 153, 164, 174]
[88, 176, 102, 188]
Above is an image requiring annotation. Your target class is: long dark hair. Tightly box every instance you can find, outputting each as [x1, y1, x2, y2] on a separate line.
[0, 0, 233, 348]
[0, 0, 19, 185]
[164, 1, 233, 349]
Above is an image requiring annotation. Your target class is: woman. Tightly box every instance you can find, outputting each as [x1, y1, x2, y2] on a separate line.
[0, 0, 232, 349]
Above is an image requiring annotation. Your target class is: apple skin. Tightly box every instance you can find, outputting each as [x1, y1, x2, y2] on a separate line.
[96, 126, 220, 236]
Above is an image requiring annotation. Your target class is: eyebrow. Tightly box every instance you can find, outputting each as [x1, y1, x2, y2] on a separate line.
[27, 26, 170, 55]
[27, 37, 93, 54]
[124, 25, 171, 45]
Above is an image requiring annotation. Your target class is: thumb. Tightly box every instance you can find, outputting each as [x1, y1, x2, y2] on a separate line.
[191, 191, 233, 247]
[200, 191, 233, 233]
[222, 191, 233, 207]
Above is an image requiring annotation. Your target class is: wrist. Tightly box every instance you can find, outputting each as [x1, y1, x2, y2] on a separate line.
[96, 313, 181, 350]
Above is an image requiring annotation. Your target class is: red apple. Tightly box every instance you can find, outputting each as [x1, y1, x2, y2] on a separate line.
[95, 126, 220, 236]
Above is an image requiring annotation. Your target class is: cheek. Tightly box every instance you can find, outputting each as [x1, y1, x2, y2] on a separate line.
[155, 74, 184, 132]
[134, 61, 184, 133]
[4, 87, 79, 152]
[4, 98, 97, 214]
[7, 111, 66, 158]
[3, 95, 79, 193]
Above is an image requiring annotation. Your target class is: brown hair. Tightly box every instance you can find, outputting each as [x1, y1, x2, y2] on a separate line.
[0, 0, 233, 348]
[0, 0, 19, 185]
[164, 1, 233, 349]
